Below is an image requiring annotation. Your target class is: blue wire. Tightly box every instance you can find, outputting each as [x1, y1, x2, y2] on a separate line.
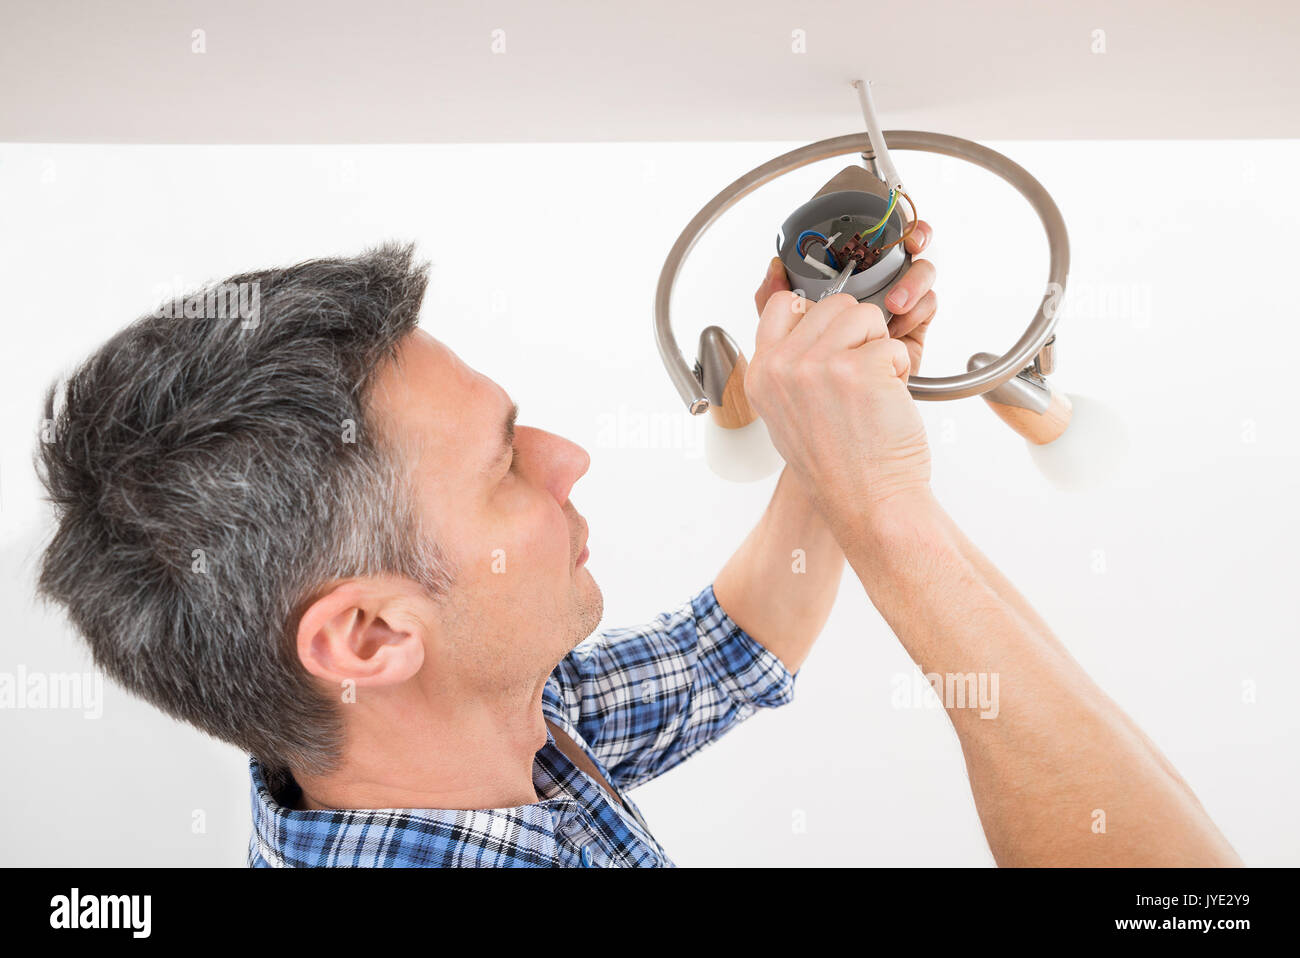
[796, 229, 838, 269]
[795, 229, 828, 253]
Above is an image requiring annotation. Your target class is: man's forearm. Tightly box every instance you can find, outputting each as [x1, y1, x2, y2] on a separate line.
[936, 501, 1207, 800]
[837, 489, 1241, 866]
[713, 468, 844, 673]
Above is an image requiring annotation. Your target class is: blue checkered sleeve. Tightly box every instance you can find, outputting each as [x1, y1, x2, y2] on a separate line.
[548, 583, 796, 790]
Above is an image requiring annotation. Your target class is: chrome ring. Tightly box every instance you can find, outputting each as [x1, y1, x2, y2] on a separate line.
[654, 131, 1070, 410]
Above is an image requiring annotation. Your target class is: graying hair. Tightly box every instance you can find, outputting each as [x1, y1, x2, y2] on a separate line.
[35, 243, 451, 778]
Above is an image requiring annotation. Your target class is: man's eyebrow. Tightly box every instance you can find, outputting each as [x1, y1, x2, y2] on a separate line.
[502, 402, 518, 455]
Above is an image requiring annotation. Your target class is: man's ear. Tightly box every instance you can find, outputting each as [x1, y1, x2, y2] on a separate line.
[295, 579, 427, 687]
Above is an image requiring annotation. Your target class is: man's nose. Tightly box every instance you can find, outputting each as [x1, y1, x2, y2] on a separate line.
[518, 426, 590, 503]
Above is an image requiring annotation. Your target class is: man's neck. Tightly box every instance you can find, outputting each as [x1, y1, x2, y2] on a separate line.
[293, 677, 550, 812]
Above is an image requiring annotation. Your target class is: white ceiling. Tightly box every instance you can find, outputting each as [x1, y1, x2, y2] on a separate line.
[2, 0, 1298, 143]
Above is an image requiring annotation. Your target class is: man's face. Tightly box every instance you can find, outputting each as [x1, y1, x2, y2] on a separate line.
[369, 330, 602, 693]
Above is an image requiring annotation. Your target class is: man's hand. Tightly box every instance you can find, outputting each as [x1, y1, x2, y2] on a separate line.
[745, 225, 936, 525]
[705, 224, 942, 675]
[754, 221, 935, 373]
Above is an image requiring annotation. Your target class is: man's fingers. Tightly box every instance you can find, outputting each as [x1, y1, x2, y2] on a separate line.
[859, 336, 913, 382]
[887, 289, 937, 341]
[783, 292, 862, 352]
[754, 257, 791, 317]
[903, 219, 932, 256]
[755, 289, 809, 351]
[814, 301, 889, 353]
[884, 258, 936, 315]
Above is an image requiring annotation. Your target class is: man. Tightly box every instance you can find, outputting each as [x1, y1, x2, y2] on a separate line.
[37, 240, 881, 867]
[36, 228, 1236, 867]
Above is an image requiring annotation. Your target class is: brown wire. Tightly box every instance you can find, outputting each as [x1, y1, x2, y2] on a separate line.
[797, 233, 824, 259]
[872, 191, 919, 253]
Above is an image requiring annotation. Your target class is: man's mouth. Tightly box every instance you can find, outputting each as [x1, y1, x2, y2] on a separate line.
[574, 516, 589, 568]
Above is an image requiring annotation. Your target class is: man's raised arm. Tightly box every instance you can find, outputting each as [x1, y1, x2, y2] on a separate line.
[743, 289, 1241, 867]
[714, 225, 937, 674]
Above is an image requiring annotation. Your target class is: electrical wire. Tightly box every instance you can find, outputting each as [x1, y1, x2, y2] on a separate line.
[871, 191, 918, 254]
[821, 193, 917, 279]
[802, 253, 839, 278]
[853, 79, 904, 194]
[823, 232, 841, 267]
[796, 229, 840, 269]
[796, 229, 828, 258]
[863, 188, 899, 245]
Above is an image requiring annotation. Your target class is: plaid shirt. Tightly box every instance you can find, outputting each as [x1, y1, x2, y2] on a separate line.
[247, 584, 796, 867]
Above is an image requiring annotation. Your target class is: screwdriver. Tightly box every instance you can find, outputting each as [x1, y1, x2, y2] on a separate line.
[819, 258, 859, 299]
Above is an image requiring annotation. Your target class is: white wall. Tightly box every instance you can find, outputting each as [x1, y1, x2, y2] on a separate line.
[1, 138, 1296, 866]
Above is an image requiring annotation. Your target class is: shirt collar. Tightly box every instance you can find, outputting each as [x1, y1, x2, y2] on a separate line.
[248, 755, 579, 867]
[248, 682, 657, 867]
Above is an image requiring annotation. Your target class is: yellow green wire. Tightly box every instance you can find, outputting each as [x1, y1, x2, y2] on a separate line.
[863, 189, 899, 244]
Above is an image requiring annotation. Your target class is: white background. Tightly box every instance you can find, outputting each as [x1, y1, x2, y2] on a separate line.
[1, 138, 1297, 866]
